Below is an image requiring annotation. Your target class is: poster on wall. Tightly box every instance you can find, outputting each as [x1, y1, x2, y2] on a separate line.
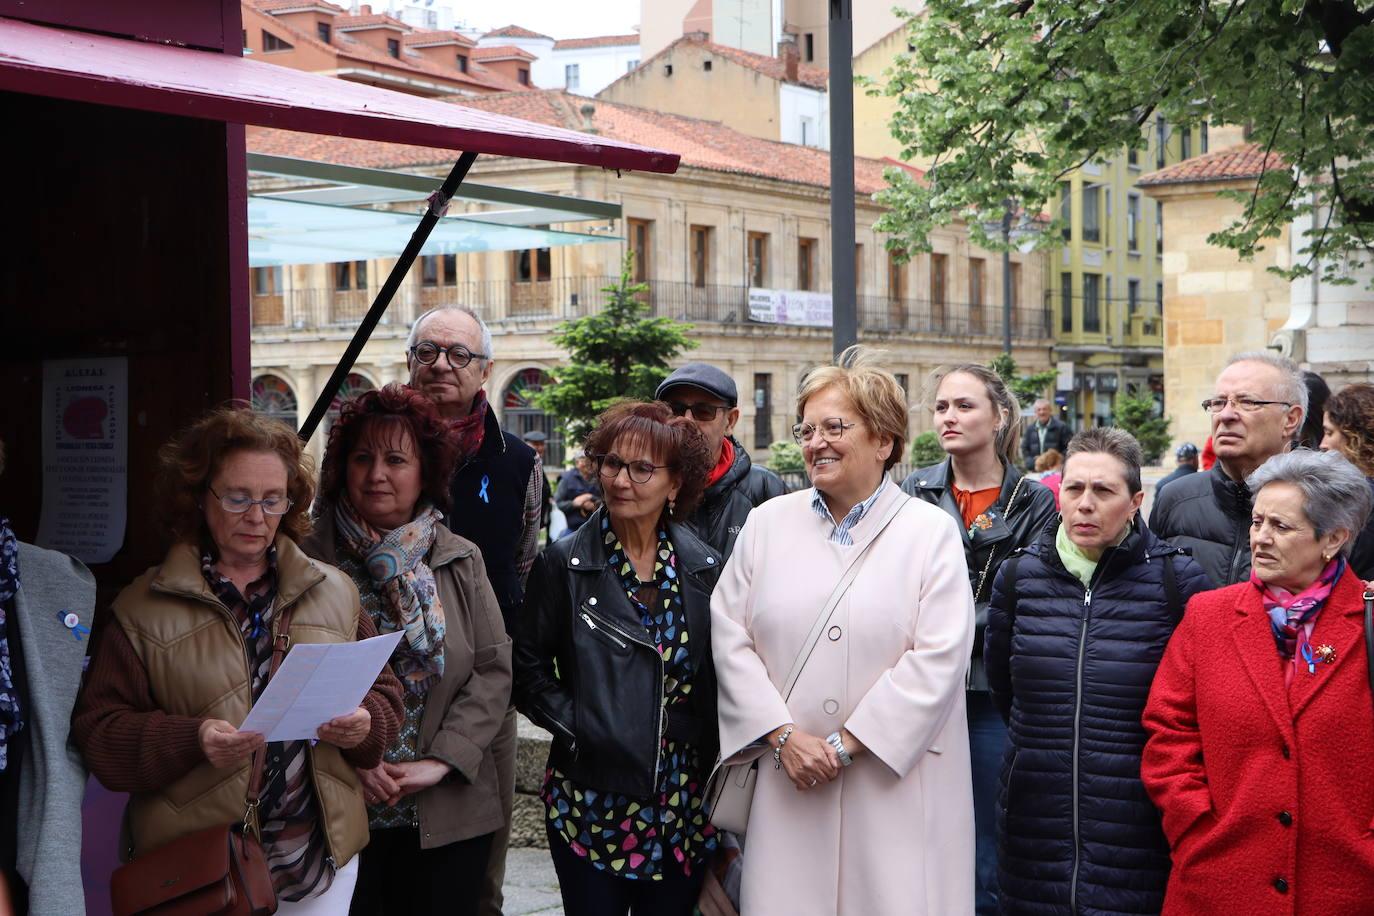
[36, 357, 128, 564]
[748, 288, 833, 327]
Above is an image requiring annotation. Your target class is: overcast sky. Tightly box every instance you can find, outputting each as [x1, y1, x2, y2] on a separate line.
[462, 0, 640, 39]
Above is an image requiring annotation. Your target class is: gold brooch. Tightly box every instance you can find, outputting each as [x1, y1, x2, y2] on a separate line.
[1314, 644, 1337, 665]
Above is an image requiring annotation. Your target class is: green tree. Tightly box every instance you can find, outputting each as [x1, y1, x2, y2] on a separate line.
[872, 1, 1374, 287]
[909, 430, 945, 466]
[534, 252, 697, 442]
[989, 353, 1057, 407]
[768, 440, 805, 473]
[1113, 389, 1173, 464]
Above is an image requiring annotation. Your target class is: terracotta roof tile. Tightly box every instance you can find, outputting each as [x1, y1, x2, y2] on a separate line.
[473, 45, 537, 61]
[335, 12, 409, 31]
[245, 89, 918, 196]
[700, 39, 828, 89]
[483, 24, 553, 41]
[1137, 142, 1283, 187]
[553, 34, 640, 50]
[253, 0, 345, 12]
[403, 29, 475, 48]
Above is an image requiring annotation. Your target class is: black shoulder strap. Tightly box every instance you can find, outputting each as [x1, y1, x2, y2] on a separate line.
[1162, 553, 1183, 625]
[1363, 587, 1374, 706]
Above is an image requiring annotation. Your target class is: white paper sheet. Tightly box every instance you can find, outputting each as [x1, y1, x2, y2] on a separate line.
[239, 631, 404, 742]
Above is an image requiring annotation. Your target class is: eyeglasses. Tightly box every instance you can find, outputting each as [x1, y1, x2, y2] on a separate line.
[595, 453, 676, 484]
[792, 417, 856, 446]
[666, 400, 729, 422]
[208, 485, 293, 516]
[409, 340, 489, 368]
[1201, 396, 1292, 414]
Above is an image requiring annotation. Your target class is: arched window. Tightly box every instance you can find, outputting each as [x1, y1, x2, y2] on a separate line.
[251, 374, 298, 431]
[324, 373, 376, 436]
[503, 368, 564, 466]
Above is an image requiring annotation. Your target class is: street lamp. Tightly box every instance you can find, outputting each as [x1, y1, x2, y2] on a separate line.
[982, 200, 1040, 355]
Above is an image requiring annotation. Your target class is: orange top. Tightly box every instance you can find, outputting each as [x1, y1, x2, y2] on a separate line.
[952, 484, 1001, 530]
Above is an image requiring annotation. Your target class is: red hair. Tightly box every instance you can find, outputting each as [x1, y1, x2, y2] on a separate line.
[583, 400, 712, 520]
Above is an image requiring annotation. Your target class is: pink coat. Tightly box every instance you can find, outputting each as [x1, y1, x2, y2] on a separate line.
[711, 483, 976, 915]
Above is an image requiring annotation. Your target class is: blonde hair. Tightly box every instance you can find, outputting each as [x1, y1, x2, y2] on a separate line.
[924, 364, 1023, 465]
[797, 346, 908, 471]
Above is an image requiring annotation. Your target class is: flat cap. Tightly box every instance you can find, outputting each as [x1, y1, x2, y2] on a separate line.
[656, 363, 738, 407]
[521, 429, 548, 443]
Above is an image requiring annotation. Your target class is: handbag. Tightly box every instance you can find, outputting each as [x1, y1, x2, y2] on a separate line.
[110, 606, 298, 916]
[704, 494, 910, 834]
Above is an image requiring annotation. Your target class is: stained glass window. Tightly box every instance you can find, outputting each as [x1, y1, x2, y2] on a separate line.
[251, 374, 298, 431]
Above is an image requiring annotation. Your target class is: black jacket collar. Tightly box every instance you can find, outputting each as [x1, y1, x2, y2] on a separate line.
[1206, 464, 1253, 518]
[707, 435, 753, 496]
[910, 456, 1028, 542]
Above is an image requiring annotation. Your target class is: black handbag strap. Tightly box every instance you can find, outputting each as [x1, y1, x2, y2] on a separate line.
[1364, 588, 1373, 706]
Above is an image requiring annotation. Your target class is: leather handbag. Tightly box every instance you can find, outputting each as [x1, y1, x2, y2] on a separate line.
[110, 607, 297, 916]
[704, 495, 910, 834]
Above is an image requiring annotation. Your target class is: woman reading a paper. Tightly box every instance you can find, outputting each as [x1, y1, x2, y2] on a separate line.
[72, 406, 404, 912]
[303, 384, 512, 916]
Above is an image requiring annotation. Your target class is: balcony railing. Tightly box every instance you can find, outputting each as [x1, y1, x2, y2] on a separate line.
[251, 278, 1052, 341]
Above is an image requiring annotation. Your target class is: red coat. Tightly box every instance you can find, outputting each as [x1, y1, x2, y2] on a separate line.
[1142, 568, 1374, 915]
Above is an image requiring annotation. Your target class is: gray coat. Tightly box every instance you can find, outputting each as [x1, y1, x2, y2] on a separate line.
[14, 542, 95, 916]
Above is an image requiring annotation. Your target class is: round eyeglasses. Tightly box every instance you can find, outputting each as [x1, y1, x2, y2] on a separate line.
[595, 453, 676, 484]
[410, 340, 489, 369]
[792, 417, 856, 446]
[208, 485, 293, 516]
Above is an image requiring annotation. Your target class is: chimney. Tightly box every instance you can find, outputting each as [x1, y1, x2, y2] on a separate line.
[684, 30, 709, 42]
[579, 102, 598, 135]
[778, 36, 799, 82]
[358, 4, 372, 14]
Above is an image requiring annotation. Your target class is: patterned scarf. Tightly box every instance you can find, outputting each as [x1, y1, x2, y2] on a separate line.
[0, 518, 22, 771]
[450, 389, 489, 461]
[1253, 555, 1345, 673]
[334, 498, 445, 694]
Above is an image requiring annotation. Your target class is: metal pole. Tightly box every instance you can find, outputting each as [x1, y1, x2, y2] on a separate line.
[828, 0, 856, 357]
[297, 151, 479, 444]
[1002, 204, 1013, 355]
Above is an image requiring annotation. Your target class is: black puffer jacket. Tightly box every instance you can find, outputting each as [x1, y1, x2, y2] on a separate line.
[1147, 465, 1253, 587]
[513, 508, 722, 797]
[690, 436, 789, 559]
[984, 519, 1210, 916]
[901, 458, 1059, 690]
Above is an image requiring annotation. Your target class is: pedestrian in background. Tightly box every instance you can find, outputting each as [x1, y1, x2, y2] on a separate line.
[1143, 449, 1374, 914]
[656, 363, 788, 559]
[902, 364, 1057, 915]
[554, 451, 601, 536]
[1033, 448, 1063, 508]
[715, 348, 975, 914]
[516, 401, 720, 916]
[1295, 369, 1330, 451]
[72, 407, 403, 911]
[1150, 352, 1306, 586]
[1155, 442, 1199, 498]
[1020, 398, 1071, 469]
[303, 385, 512, 916]
[406, 304, 542, 915]
[986, 428, 1209, 916]
[522, 429, 554, 541]
[1320, 382, 1374, 577]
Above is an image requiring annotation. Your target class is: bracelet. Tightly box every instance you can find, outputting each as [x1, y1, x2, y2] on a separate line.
[772, 725, 795, 770]
[826, 731, 853, 767]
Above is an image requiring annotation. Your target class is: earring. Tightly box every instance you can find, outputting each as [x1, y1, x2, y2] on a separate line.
[668, 497, 677, 514]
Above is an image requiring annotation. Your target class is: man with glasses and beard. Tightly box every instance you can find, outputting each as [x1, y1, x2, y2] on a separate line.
[406, 305, 542, 916]
[656, 364, 788, 559]
[1149, 351, 1307, 586]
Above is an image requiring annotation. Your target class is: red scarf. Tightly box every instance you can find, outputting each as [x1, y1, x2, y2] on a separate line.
[450, 389, 488, 460]
[707, 438, 735, 487]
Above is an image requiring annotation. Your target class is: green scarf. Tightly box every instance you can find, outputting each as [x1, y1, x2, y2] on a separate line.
[1055, 520, 1132, 588]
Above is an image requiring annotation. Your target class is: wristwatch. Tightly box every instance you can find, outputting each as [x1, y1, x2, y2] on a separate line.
[825, 731, 853, 767]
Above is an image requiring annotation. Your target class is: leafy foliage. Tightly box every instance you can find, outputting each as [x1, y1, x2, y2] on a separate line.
[534, 253, 697, 443]
[768, 440, 805, 473]
[909, 430, 945, 466]
[871, 0, 1374, 286]
[989, 353, 1057, 407]
[1113, 389, 1173, 464]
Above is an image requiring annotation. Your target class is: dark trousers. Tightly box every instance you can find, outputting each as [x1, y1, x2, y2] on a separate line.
[350, 826, 494, 916]
[547, 824, 704, 916]
[968, 691, 1006, 916]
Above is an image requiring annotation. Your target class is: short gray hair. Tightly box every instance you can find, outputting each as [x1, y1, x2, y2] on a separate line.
[408, 305, 494, 360]
[1226, 351, 1307, 423]
[1065, 426, 1145, 494]
[1247, 449, 1373, 552]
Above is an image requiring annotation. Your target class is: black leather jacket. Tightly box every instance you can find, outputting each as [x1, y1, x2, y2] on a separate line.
[513, 508, 723, 797]
[901, 458, 1059, 690]
[689, 436, 789, 559]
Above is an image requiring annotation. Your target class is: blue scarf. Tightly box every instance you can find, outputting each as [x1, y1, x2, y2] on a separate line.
[0, 518, 23, 771]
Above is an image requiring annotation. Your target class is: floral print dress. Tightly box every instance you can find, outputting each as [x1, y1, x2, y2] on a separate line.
[540, 517, 717, 879]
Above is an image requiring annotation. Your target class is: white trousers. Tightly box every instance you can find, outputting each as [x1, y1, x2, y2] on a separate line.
[275, 857, 359, 916]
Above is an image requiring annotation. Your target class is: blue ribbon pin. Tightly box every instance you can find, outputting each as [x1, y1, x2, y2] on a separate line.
[57, 610, 91, 641]
[478, 474, 491, 504]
